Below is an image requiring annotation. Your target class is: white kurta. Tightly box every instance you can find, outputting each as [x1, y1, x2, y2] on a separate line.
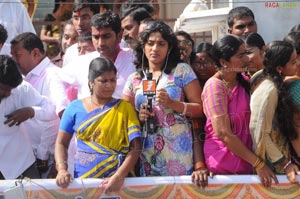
[23, 57, 66, 160]
[62, 48, 136, 100]
[0, 81, 57, 179]
[0, 0, 36, 55]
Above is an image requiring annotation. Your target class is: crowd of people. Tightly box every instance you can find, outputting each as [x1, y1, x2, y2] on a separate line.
[1, 0, 300, 194]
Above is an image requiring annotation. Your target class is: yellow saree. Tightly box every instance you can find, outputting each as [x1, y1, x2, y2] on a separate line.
[74, 99, 141, 178]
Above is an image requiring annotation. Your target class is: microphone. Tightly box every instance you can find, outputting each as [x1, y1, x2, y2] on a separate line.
[142, 72, 156, 136]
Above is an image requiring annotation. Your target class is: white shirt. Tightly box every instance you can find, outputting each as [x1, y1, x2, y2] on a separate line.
[23, 57, 67, 160]
[62, 43, 79, 67]
[0, 81, 57, 179]
[62, 48, 136, 100]
[0, 0, 36, 55]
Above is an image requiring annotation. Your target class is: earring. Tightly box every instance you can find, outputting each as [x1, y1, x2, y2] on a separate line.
[89, 84, 93, 94]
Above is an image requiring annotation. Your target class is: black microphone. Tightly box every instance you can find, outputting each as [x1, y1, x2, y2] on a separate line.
[143, 72, 156, 136]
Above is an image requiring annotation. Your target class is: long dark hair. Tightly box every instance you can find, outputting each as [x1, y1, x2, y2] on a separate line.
[134, 20, 181, 78]
[263, 40, 296, 140]
[263, 41, 294, 87]
[211, 34, 250, 94]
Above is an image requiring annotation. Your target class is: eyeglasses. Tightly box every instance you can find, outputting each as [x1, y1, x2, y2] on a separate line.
[178, 40, 192, 47]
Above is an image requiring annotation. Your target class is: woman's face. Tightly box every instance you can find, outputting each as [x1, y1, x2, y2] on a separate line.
[246, 45, 264, 74]
[281, 49, 299, 76]
[226, 44, 249, 72]
[176, 35, 192, 63]
[144, 32, 169, 68]
[91, 70, 116, 99]
[192, 52, 216, 81]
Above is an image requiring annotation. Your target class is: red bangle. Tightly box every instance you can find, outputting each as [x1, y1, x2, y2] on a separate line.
[194, 161, 206, 171]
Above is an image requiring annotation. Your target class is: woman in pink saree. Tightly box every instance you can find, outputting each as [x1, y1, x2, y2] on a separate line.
[202, 35, 277, 187]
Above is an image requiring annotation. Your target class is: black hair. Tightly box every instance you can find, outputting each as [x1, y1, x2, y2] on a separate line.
[211, 34, 250, 94]
[53, 0, 68, 13]
[290, 24, 300, 33]
[242, 32, 265, 49]
[88, 57, 117, 81]
[0, 55, 23, 88]
[227, 6, 255, 28]
[122, 7, 152, 25]
[121, 1, 154, 18]
[195, 42, 213, 55]
[284, 31, 300, 55]
[175, 30, 196, 63]
[91, 11, 121, 35]
[134, 20, 181, 78]
[0, 24, 7, 45]
[10, 32, 45, 54]
[263, 40, 294, 87]
[73, 0, 100, 15]
[77, 31, 92, 42]
[263, 41, 297, 141]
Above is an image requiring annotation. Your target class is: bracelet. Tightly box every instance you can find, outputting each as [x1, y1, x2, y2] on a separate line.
[283, 160, 292, 171]
[58, 169, 68, 174]
[56, 160, 67, 166]
[194, 161, 206, 171]
[180, 102, 187, 116]
[253, 157, 265, 170]
[56, 160, 67, 169]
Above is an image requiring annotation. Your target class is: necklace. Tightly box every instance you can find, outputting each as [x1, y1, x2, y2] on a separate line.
[219, 72, 236, 89]
[90, 96, 113, 109]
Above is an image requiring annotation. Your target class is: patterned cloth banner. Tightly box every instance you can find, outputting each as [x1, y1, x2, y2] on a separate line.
[1, 175, 300, 199]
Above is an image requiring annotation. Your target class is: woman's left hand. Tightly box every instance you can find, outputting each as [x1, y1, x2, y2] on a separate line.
[156, 89, 171, 107]
[285, 163, 300, 184]
[191, 168, 213, 188]
[100, 173, 125, 194]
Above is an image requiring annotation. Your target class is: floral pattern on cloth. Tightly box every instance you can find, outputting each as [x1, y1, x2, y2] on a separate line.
[123, 63, 197, 176]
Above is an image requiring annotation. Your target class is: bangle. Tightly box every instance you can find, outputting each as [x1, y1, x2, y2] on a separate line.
[58, 169, 68, 174]
[253, 157, 265, 170]
[180, 102, 187, 116]
[194, 161, 206, 171]
[283, 160, 292, 171]
[56, 160, 67, 169]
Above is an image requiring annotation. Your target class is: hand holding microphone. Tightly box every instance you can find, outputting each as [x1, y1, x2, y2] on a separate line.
[141, 72, 156, 135]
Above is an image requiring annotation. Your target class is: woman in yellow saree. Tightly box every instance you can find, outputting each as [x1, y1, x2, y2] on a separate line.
[55, 57, 141, 193]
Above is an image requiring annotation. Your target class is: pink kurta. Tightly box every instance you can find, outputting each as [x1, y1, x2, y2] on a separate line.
[202, 77, 253, 174]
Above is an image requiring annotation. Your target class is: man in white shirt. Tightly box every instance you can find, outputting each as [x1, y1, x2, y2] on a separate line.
[63, 0, 100, 67]
[0, 55, 57, 179]
[63, 11, 136, 100]
[0, 0, 36, 56]
[10, 32, 67, 178]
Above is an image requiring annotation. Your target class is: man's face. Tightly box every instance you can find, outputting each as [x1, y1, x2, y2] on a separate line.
[91, 27, 122, 58]
[61, 24, 78, 53]
[77, 40, 95, 55]
[228, 16, 257, 36]
[121, 16, 139, 48]
[72, 7, 94, 35]
[11, 43, 35, 75]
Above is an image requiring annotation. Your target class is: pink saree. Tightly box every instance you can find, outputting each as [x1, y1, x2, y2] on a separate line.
[202, 77, 253, 174]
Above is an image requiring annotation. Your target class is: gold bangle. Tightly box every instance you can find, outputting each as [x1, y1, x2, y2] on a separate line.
[194, 161, 206, 171]
[253, 157, 265, 170]
[253, 157, 262, 168]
